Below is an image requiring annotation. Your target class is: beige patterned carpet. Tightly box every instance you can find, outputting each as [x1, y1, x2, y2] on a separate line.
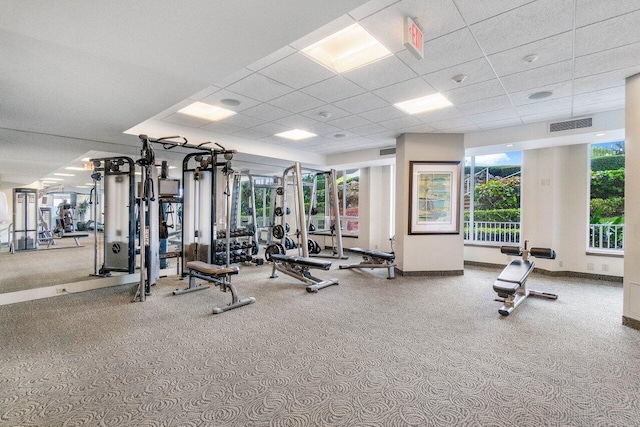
[1, 262, 639, 426]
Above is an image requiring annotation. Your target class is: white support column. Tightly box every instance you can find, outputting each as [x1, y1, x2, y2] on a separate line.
[623, 73, 640, 329]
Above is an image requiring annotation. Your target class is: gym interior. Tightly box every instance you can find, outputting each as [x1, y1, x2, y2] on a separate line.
[2, 1, 640, 425]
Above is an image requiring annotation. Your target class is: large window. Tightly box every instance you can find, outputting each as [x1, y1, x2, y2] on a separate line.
[589, 141, 625, 251]
[464, 152, 522, 244]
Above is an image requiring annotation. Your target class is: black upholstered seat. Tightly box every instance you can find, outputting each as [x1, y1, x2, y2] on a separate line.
[346, 247, 395, 261]
[271, 254, 331, 270]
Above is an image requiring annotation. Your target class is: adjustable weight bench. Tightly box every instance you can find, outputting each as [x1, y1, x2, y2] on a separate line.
[41, 232, 90, 249]
[493, 240, 558, 316]
[175, 261, 255, 314]
[339, 247, 396, 279]
[270, 254, 338, 292]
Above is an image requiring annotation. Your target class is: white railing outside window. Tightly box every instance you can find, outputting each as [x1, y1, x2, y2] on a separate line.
[589, 223, 624, 250]
[464, 221, 520, 244]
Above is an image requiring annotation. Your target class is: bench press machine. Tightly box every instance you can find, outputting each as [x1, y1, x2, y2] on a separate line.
[175, 261, 255, 314]
[493, 240, 558, 316]
[270, 253, 338, 292]
[339, 247, 396, 279]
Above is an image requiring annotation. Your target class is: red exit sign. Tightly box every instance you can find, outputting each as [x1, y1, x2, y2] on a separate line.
[403, 17, 423, 60]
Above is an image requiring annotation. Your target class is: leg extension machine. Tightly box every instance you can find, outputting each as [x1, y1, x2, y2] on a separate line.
[339, 247, 396, 279]
[176, 261, 255, 314]
[493, 241, 558, 316]
[270, 253, 338, 292]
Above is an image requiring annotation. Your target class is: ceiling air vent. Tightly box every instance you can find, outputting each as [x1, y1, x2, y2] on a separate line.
[549, 117, 592, 133]
[380, 147, 396, 156]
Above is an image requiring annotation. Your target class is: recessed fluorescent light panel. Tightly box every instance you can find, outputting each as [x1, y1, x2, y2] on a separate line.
[302, 23, 391, 73]
[65, 166, 87, 171]
[44, 178, 64, 181]
[54, 173, 75, 177]
[394, 93, 453, 115]
[275, 129, 317, 141]
[178, 101, 237, 121]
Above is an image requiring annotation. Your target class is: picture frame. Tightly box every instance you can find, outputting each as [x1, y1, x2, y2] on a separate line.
[408, 161, 461, 234]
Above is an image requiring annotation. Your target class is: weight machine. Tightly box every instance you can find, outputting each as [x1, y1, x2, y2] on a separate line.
[305, 169, 346, 259]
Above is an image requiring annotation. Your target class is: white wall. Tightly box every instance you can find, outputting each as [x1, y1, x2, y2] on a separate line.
[395, 133, 465, 273]
[464, 143, 624, 277]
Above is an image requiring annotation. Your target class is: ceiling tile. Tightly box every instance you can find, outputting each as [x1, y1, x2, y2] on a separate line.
[289, 15, 356, 50]
[359, 105, 408, 122]
[343, 55, 417, 91]
[349, 0, 399, 20]
[468, 108, 520, 125]
[435, 124, 481, 133]
[573, 99, 625, 116]
[378, 115, 422, 130]
[360, 0, 465, 53]
[515, 97, 572, 116]
[372, 77, 436, 104]
[457, 95, 513, 115]
[470, 0, 573, 55]
[574, 42, 640, 78]
[576, 0, 640, 27]
[509, 81, 573, 106]
[400, 123, 437, 133]
[189, 86, 220, 101]
[477, 117, 524, 130]
[576, 9, 640, 57]
[422, 58, 496, 92]
[397, 28, 484, 75]
[488, 31, 573, 77]
[455, 0, 533, 25]
[213, 68, 252, 88]
[200, 122, 243, 134]
[328, 115, 372, 129]
[574, 66, 640, 94]
[520, 109, 572, 124]
[241, 103, 293, 121]
[306, 122, 342, 135]
[268, 91, 325, 113]
[222, 114, 266, 129]
[349, 122, 389, 136]
[259, 53, 335, 89]
[333, 92, 389, 114]
[300, 76, 367, 103]
[226, 73, 293, 102]
[500, 60, 573, 93]
[246, 46, 297, 72]
[200, 89, 261, 112]
[151, 99, 194, 120]
[162, 113, 211, 128]
[573, 86, 625, 106]
[250, 122, 291, 136]
[429, 117, 476, 131]
[274, 114, 320, 129]
[231, 128, 271, 140]
[300, 104, 351, 122]
[414, 106, 463, 123]
[442, 79, 505, 105]
[370, 129, 403, 140]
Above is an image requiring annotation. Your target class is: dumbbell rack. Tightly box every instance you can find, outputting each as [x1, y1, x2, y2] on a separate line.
[212, 228, 258, 265]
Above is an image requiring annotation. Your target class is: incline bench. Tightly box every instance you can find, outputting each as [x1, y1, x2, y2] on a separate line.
[339, 247, 396, 279]
[493, 240, 558, 316]
[270, 253, 338, 292]
[174, 261, 255, 314]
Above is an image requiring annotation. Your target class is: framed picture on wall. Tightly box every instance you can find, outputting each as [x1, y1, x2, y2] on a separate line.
[408, 161, 461, 234]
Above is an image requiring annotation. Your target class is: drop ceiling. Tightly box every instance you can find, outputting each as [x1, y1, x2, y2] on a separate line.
[2, 0, 640, 188]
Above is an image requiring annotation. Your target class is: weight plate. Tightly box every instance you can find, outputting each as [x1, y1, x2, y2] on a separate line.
[265, 244, 279, 261]
[307, 239, 315, 254]
[272, 224, 285, 239]
[308, 223, 315, 232]
[285, 207, 291, 215]
[285, 236, 295, 250]
[310, 207, 318, 215]
[251, 240, 258, 255]
[274, 206, 283, 217]
[313, 240, 321, 254]
[275, 243, 285, 255]
[276, 187, 284, 195]
[285, 223, 290, 233]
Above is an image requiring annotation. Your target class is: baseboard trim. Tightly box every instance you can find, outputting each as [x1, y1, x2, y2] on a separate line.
[397, 269, 464, 277]
[464, 261, 623, 282]
[622, 316, 640, 331]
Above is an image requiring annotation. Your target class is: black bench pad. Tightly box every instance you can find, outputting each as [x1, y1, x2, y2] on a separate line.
[497, 260, 534, 284]
[493, 280, 520, 295]
[187, 261, 239, 276]
[346, 247, 395, 261]
[59, 232, 90, 238]
[271, 254, 331, 270]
